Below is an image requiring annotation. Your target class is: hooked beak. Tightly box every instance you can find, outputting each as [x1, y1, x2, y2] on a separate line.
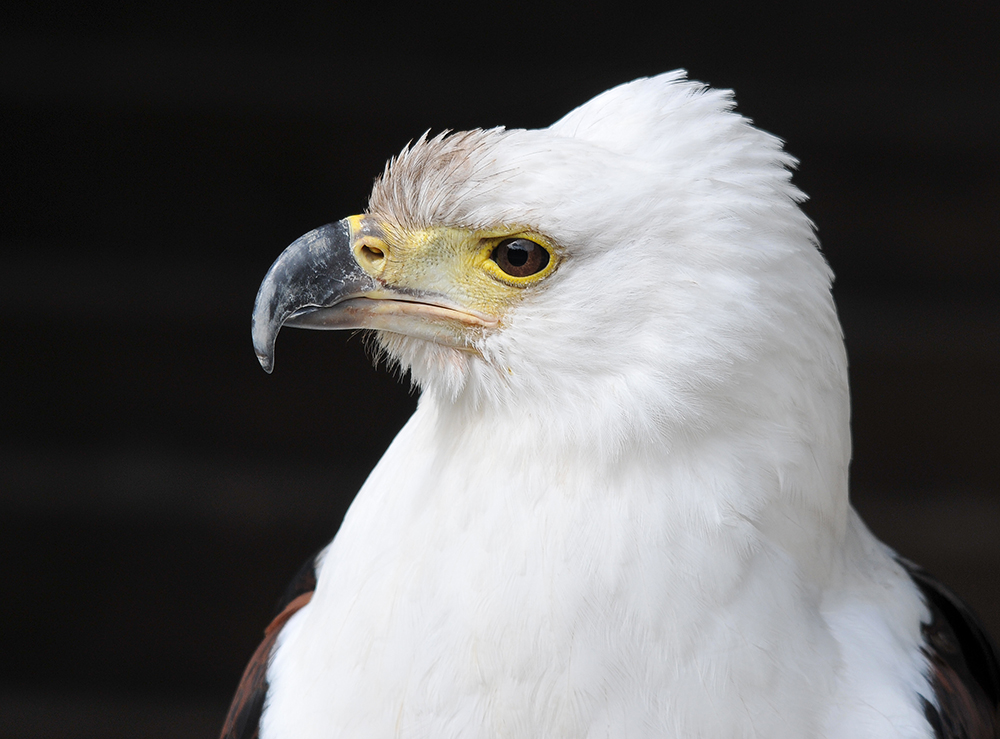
[251, 218, 497, 373]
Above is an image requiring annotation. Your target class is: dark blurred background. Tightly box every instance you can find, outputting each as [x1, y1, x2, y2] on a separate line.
[2, 1, 998, 736]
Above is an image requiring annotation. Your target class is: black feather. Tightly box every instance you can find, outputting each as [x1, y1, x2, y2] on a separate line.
[899, 558, 1000, 739]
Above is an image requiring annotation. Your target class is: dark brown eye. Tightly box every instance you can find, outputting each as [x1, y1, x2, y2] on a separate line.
[490, 238, 550, 278]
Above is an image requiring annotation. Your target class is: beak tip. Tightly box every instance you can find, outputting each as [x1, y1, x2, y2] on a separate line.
[257, 352, 274, 374]
[251, 315, 277, 373]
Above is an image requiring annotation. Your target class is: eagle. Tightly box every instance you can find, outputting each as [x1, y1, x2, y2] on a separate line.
[223, 72, 999, 738]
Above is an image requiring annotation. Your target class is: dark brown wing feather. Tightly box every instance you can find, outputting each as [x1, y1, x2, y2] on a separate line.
[899, 558, 1000, 739]
[220, 551, 322, 739]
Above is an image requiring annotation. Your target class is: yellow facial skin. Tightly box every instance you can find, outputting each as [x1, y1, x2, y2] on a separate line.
[346, 214, 560, 322]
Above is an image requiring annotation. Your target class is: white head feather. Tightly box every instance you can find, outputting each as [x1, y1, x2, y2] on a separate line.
[369, 71, 850, 547]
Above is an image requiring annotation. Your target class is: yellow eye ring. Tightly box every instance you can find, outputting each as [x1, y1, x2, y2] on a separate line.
[480, 234, 558, 286]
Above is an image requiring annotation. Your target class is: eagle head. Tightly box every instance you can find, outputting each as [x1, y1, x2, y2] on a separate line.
[252, 71, 847, 471]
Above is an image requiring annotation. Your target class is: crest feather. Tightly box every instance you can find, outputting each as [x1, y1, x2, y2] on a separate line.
[368, 128, 511, 230]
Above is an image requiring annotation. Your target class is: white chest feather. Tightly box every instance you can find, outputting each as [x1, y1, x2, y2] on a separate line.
[260, 403, 932, 739]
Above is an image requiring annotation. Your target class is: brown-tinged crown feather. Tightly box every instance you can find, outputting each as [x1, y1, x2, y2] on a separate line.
[367, 129, 513, 231]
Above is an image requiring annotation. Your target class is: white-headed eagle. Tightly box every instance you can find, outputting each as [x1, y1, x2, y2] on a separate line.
[222, 72, 999, 739]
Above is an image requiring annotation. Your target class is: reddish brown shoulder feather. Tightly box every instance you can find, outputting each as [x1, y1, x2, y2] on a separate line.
[220, 552, 321, 739]
[220, 592, 313, 739]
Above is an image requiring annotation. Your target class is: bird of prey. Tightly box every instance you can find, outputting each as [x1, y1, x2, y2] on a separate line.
[224, 72, 999, 739]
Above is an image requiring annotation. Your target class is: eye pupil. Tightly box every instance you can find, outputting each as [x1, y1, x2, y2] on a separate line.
[491, 238, 550, 278]
[507, 244, 529, 267]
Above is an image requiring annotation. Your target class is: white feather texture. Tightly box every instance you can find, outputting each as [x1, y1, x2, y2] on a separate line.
[261, 72, 934, 738]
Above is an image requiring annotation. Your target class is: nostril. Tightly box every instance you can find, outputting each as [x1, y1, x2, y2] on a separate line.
[361, 244, 384, 261]
[357, 242, 386, 272]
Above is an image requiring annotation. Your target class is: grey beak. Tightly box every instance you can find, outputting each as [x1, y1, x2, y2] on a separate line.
[251, 220, 377, 373]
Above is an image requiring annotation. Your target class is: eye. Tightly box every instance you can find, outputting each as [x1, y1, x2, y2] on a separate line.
[490, 238, 550, 278]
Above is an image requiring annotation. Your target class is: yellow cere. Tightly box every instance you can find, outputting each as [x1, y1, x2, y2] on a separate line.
[348, 215, 560, 319]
